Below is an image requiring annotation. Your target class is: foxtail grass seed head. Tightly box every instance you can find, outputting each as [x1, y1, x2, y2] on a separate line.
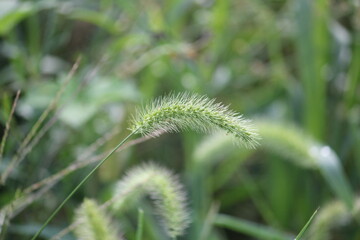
[130, 93, 259, 148]
[74, 199, 122, 240]
[112, 163, 190, 238]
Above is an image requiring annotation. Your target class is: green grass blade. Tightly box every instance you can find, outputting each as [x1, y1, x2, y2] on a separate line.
[294, 208, 319, 240]
[0, 90, 20, 164]
[294, 0, 329, 140]
[214, 214, 293, 240]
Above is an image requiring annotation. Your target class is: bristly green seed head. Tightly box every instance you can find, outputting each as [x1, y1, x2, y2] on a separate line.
[74, 199, 121, 240]
[130, 92, 259, 148]
[112, 163, 190, 239]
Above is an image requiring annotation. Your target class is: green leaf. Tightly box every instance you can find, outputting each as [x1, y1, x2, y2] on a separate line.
[0, 1, 37, 35]
[214, 214, 293, 240]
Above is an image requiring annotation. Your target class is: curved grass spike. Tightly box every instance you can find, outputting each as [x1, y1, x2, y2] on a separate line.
[31, 92, 257, 239]
[130, 92, 259, 148]
[74, 199, 122, 240]
[112, 163, 190, 239]
[191, 120, 354, 210]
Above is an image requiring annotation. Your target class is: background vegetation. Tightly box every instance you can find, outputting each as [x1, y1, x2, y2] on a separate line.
[0, 0, 359, 239]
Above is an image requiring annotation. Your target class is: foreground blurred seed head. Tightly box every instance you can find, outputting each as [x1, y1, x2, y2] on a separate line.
[112, 163, 190, 239]
[74, 199, 122, 240]
[130, 92, 259, 148]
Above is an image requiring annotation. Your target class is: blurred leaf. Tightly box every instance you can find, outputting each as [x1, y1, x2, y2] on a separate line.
[256, 120, 354, 209]
[59, 103, 98, 128]
[20, 82, 59, 109]
[59, 77, 139, 127]
[85, 77, 139, 104]
[311, 145, 355, 210]
[293, 0, 329, 139]
[193, 133, 238, 165]
[0, 0, 59, 36]
[66, 9, 123, 34]
[214, 214, 293, 240]
[9, 224, 74, 240]
[0, 1, 37, 35]
[193, 120, 358, 215]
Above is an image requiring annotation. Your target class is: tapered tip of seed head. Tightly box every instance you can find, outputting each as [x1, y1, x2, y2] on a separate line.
[233, 118, 260, 149]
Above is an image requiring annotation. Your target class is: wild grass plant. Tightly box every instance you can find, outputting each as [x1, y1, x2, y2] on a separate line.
[30, 92, 258, 239]
[0, 0, 360, 239]
[72, 163, 191, 240]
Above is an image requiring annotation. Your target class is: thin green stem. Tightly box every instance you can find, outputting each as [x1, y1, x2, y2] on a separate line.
[30, 130, 137, 240]
[0, 90, 21, 164]
[136, 209, 144, 240]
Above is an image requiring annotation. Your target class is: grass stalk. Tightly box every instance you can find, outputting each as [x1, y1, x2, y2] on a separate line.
[0, 90, 21, 163]
[30, 130, 137, 240]
[3, 132, 155, 235]
[1, 58, 81, 184]
[136, 209, 144, 240]
[23, 132, 152, 196]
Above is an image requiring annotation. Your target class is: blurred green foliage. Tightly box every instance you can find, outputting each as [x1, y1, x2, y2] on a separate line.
[0, 0, 359, 239]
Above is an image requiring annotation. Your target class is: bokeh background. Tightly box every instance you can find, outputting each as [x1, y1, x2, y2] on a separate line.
[0, 0, 360, 239]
